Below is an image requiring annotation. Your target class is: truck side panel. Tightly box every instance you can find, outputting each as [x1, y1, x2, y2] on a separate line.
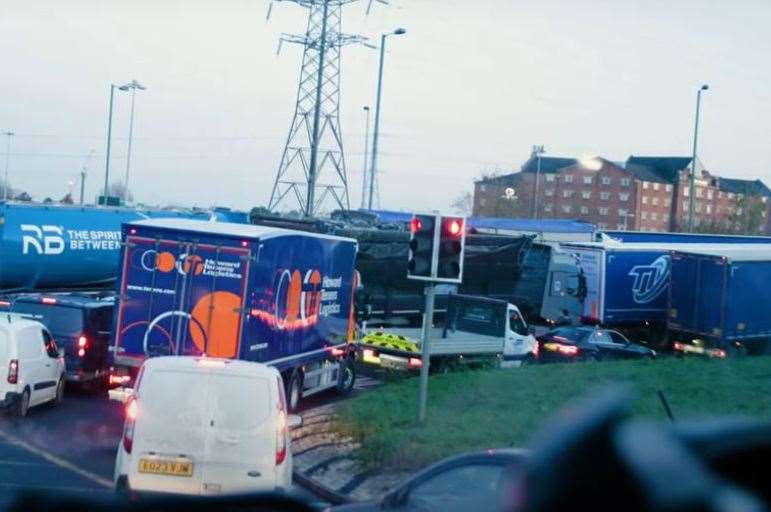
[725, 261, 771, 340]
[602, 250, 670, 324]
[242, 235, 357, 371]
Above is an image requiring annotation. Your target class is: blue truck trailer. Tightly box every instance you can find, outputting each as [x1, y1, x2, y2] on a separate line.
[0, 202, 219, 292]
[109, 218, 359, 410]
[597, 230, 771, 244]
[668, 246, 771, 357]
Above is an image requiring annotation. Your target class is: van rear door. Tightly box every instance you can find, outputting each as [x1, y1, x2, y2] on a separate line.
[129, 369, 209, 494]
[201, 372, 277, 494]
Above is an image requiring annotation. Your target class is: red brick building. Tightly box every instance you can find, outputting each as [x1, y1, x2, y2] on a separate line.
[473, 153, 771, 234]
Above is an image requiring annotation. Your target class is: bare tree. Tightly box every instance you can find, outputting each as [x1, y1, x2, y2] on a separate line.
[107, 181, 134, 202]
[450, 191, 473, 216]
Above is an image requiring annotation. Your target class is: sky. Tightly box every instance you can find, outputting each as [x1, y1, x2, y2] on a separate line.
[1, 0, 770, 213]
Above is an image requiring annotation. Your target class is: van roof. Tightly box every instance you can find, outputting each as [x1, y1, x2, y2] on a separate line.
[0, 314, 47, 332]
[561, 241, 771, 252]
[127, 218, 356, 244]
[141, 356, 280, 378]
[12, 294, 114, 309]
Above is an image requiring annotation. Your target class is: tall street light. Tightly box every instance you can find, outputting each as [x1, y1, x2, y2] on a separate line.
[120, 80, 146, 203]
[687, 84, 709, 232]
[360, 106, 371, 209]
[3, 131, 14, 202]
[531, 145, 545, 219]
[102, 81, 137, 205]
[368, 27, 406, 211]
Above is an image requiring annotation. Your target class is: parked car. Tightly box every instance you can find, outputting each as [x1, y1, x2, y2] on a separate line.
[537, 326, 656, 363]
[110, 356, 302, 497]
[0, 314, 66, 417]
[330, 449, 528, 512]
[6, 294, 114, 387]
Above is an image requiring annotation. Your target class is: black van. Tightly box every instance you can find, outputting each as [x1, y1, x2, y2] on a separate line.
[4, 294, 114, 387]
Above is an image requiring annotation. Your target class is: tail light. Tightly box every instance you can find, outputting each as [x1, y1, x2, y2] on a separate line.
[77, 336, 88, 358]
[329, 346, 346, 357]
[275, 377, 288, 465]
[533, 341, 540, 359]
[123, 397, 138, 454]
[673, 342, 685, 351]
[7, 359, 18, 384]
[558, 344, 579, 356]
[407, 357, 422, 368]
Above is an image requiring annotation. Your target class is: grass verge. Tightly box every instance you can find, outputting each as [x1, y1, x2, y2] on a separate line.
[336, 357, 771, 470]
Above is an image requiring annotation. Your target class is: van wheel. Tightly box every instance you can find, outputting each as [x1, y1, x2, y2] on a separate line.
[336, 359, 356, 396]
[54, 378, 65, 405]
[17, 388, 30, 418]
[287, 371, 303, 413]
[584, 353, 600, 363]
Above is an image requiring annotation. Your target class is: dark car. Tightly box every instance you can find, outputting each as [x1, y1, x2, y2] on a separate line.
[537, 326, 656, 363]
[330, 449, 527, 512]
[6, 294, 115, 387]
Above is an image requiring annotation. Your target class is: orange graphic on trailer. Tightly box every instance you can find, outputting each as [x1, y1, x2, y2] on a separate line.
[189, 291, 242, 358]
[156, 251, 176, 272]
[180, 254, 204, 275]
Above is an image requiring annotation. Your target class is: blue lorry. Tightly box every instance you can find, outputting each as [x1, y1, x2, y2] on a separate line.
[597, 230, 771, 244]
[109, 218, 359, 410]
[668, 246, 771, 357]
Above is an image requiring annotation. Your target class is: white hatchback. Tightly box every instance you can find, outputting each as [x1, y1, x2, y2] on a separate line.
[111, 356, 300, 496]
[0, 315, 66, 417]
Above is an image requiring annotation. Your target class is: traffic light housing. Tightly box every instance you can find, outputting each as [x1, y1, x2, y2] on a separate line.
[407, 214, 435, 279]
[437, 216, 465, 281]
[407, 214, 466, 283]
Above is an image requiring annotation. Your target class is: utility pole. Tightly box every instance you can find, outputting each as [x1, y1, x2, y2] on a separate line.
[121, 80, 146, 202]
[103, 84, 117, 204]
[305, 0, 330, 216]
[531, 145, 545, 218]
[687, 84, 709, 232]
[2, 131, 14, 202]
[360, 106, 371, 209]
[369, 28, 406, 211]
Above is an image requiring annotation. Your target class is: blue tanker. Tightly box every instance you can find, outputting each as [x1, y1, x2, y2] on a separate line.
[0, 202, 236, 292]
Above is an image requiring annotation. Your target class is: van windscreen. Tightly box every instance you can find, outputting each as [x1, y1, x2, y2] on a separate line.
[139, 370, 209, 427]
[209, 374, 271, 429]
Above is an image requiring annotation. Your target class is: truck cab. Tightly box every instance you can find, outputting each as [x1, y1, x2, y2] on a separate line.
[5, 294, 114, 386]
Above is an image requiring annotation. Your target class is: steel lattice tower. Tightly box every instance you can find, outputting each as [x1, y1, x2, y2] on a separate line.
[269, 0, 379, 216]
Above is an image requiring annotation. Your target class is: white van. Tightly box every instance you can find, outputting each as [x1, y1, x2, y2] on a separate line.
[111, 356, 301, 496]
[0, 315, 66, 417]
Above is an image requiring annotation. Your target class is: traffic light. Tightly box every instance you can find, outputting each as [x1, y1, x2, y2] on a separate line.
[407, 214, 436, 279]
[437, 216, 465, 281]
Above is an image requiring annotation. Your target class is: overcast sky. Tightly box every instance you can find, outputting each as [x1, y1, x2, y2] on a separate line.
[1, 0, 770, 213]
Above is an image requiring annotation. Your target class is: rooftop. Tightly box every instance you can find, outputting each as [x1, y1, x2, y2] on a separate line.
[718, 177, 771, 198]
[626, 156, 693, 184]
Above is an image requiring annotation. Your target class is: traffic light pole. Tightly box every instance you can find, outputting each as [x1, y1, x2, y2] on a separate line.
[417, 282, 436, 423]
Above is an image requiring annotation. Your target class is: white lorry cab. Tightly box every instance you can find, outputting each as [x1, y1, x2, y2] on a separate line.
[0, 314, 66, 417]
[111, 356, 301, 496]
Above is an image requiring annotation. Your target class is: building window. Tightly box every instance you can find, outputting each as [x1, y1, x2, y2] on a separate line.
[582, 191, 591, 199]
[599, 207, 609, 216]
[737, 207, 743, 215]
[562, 205, 572, 213]
[621, 178, 631, 187]
[718, 191, 724, 199]
[738, 193, 744, 200]
[600, 192, 610, 200]
[617, 224, 626, 230]
[706, 204, 712, 214]
[763, 197, 768, 204]
[480, 198, 487, 207]
[696, 188, 703, 198]
[479, 184, 487, 192]
[728, 192, 735, 199]
[695, 203, 701, 213]
[598, 222, 608, 229]
[563, 189, 574, 198]
[544, 189, 554, 197]
[665, 199, 671, 207]
[683, 188, 690, 197]
[619, 192, 630, 201]
[545, 174, 555, 182]
[707, 189, 714, 200]
[618, 208, 628, 216]
[580, 206, 589, 214]
[563, 175, 574, 183]
[583, 176, 593, 185]
[544, 203, 553, 212]
[601, 176, 612, 185]
[641, 211, 648, 220]
[651, 212, 658, 220]
[666, 184, 673, 192]
[653, 183, 660, 191]
[642, 196, 649, 204]
[643, 181, 649, 189]
[652, 197, 659, 206]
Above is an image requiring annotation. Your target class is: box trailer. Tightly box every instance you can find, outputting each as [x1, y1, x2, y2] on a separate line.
[668, 246, 771, 357]
[109, 218, 359, 410]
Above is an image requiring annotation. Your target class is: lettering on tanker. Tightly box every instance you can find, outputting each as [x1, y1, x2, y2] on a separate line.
[20, 224, 122, 255]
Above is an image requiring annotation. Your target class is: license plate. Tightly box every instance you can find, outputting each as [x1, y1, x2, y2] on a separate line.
[139, 458, 194, 477]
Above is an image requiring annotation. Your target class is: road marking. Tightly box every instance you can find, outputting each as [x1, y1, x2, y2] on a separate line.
[0, 428, 112, 489]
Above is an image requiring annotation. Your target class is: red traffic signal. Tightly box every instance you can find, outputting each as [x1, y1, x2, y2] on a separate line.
[444, 218, 463, 237]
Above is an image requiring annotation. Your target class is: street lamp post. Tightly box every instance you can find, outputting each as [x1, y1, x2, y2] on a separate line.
[687, 84, 709, 232]
[120, 80, 146, 203]
[3, 131, 14, 202]
[368, 27, 406, 211]
[360, 106, 371, 209]
[531, 145, 545, 218]
[103, 84, 117, 204]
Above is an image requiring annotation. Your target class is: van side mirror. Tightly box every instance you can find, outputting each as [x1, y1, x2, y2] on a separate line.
[288, 414, 303, 429]
[108, 387, 133, 404]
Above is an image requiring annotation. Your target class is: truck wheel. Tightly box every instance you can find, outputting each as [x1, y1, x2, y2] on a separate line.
[17, 388, 30, 418]
[336, 358, 356, 396]
[287, 370, 303, 413]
